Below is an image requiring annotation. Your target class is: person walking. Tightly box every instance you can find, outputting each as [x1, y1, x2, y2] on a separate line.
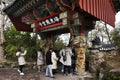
[45, 48, 54, 78]
[16, 48, 27, 75]
[51, 49, 58, 75]
[37, 48, 44, 72]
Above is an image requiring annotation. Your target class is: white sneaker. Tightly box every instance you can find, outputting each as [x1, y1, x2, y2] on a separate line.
[20, 72, 24, 75]
[17, 69, 21, 73]
[61, 70, 64, 72]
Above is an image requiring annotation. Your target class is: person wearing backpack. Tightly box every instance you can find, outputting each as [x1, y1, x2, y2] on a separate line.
[59, 47, 65, 73]
[60, 45, 73, 75]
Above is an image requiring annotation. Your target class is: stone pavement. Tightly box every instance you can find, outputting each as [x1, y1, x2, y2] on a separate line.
[0, 68, 95, 80]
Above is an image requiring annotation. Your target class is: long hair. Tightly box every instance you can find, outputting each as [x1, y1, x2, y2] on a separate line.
[39, 48, 42, 52]
[18, 48, 22, 52]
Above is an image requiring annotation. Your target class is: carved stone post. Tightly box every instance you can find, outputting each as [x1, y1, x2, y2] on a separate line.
[72, 34, 86, 73]
[68, 11, 86, 73]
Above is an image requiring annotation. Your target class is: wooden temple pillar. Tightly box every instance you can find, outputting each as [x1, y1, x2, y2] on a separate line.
[45, 34, 57, 53]
[72, 30, 86, 73]
[45, 35, 53, 51]
[70, 13, 86, 73]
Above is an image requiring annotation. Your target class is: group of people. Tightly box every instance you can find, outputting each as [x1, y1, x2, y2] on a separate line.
[16, 46, 77, 78]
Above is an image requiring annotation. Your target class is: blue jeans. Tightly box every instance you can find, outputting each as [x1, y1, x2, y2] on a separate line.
[45, 65, 53, 77]
[61, 64, 64, 71]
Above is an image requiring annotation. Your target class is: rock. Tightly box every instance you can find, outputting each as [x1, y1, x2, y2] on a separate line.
[0, 64, 4, 68]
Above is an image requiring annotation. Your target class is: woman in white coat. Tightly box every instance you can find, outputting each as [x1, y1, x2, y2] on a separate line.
[60, 46, 73, 75]
[51, 50, 58, 75]
[16, 48, 27, 75]
[37, 48, 44, 72]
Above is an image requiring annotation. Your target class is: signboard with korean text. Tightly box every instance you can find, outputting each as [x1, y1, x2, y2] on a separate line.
[34, 11, 80, 31]
[34, 13, 63, 31]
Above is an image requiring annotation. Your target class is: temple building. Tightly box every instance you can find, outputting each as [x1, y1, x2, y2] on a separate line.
[3, 0, 120, 73]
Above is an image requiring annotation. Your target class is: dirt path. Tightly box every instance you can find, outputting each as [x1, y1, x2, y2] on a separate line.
[0, 68, 94, 80]
[0, 68, 38, 80]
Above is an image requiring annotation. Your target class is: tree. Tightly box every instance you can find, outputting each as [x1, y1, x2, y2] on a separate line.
[104, 23, 113, 44]
[111, 28, 120, 49]
[54, 37, 65, 51]
[4, 25, 66, 61]
[4, 25, 39, 61]
[0, 0, 22, 61]
[0, 0, 6, 61]
[87, 21, 113, 46]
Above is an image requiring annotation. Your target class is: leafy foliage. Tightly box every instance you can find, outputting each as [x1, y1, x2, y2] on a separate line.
[54, 37, 65, 51]
[111, 28, 120, 49]
[103, 72, 120, 80]
[4, 25, 65, 61]
[4, 25, 39, 61]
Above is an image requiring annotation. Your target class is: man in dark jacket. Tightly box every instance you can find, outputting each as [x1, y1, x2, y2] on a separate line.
[45, 48, 54, 78]
[71, 47, 77, 75]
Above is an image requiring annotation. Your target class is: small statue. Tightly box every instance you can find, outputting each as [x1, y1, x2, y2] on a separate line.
[91, 36, 101, 47]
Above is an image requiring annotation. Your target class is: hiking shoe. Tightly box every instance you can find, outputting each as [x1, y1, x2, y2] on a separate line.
[61, 70, 64, 72]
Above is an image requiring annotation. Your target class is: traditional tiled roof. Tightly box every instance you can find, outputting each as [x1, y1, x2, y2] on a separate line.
[99, 44, 117, 51]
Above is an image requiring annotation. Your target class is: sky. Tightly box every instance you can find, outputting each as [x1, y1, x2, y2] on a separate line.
[115, 11, 120, 24]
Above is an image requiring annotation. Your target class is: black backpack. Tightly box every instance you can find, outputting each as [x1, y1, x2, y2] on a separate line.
[63, 54, 67, 61]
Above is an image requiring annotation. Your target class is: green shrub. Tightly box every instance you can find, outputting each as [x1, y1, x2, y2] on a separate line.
[103, 72, 120, 80]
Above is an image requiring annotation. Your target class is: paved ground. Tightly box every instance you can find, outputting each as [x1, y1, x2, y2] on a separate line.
[0, 68, 95, 80]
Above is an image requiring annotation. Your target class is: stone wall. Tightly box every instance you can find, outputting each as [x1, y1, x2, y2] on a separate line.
[89, 50, 119, 73]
